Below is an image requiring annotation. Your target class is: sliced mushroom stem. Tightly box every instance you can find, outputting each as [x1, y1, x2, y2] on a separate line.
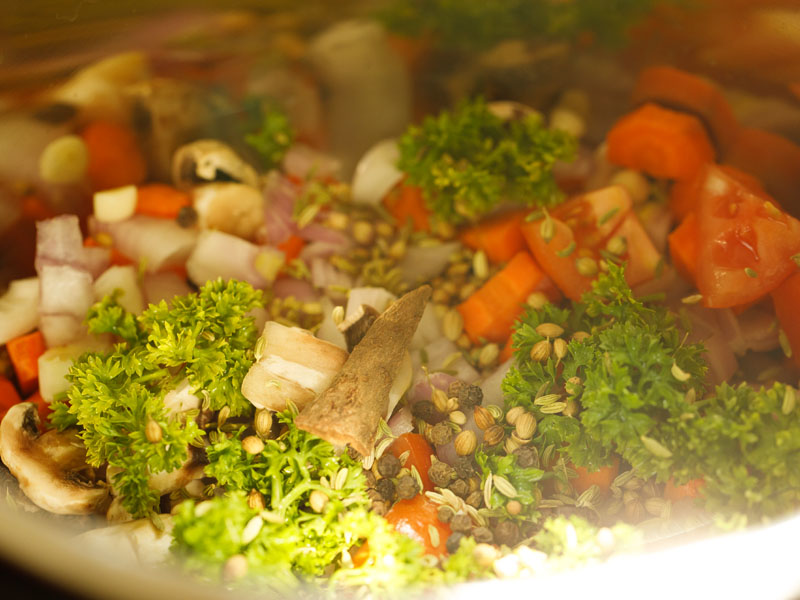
[295, 285, 431, 455]
[0, 403, 109, 515]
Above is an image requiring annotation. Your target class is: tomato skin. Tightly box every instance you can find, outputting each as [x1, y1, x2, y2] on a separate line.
[384, 493, 452, 557]
[695, 165, 800, 308]
[569, 455, 620, 495]
[771, 271, 800, 369]
[388, 433, 434, 492]
[664, 477, 705, 503]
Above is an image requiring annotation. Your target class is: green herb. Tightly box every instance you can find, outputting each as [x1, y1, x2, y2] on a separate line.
[51, 280, 263, 517]
[397, 97, 575, 225]
[175, 408, 484, 592]
[475, 449, 544, 519]
[378, 0, 688, 52]
[244, 100, 293, 170]
[503, 263, 707, 477]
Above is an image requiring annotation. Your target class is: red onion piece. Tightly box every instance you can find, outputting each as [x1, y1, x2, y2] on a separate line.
[387, 405, 414, 437]
[82, 246, 111, 279]
[259, 173, 298, 246]
[186, 230, 268, 289]
[309, 257, 352, 292]
[272, 278, 318, 302]
[399, 241, 461, 287]
[35, 215, 88, 272]
[480, 358, 514, 408]
[298, 223, 351, 247]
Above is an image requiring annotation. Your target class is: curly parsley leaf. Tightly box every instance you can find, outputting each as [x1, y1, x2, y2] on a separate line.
[244, 99, 293, 171]
[502, 263, 706, 477]
[52, 279, 263, 518]
[397, 97, 575, 225]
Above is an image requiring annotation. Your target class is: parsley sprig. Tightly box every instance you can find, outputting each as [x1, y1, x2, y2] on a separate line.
[504, 264, 800, 518]
[51, 279, 263, 518]
[397, 97, 575, 225]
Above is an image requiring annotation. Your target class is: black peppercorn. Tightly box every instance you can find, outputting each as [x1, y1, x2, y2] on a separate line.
[376, 453, 401, 478]
[472, 526, 494, 544]
[449, 513, 472, 533]
[396, 474, 420, 500]
[449, 478, 469, 498]
[465, 490, 483, 509]
[428, 460, 456, 488]
[493, 520, 520, 547]
[453, 456, 477, 479]
[375, 477, 396, 502]
[411, 400, 440, 423]
[428, 422, 454, 446]
[445, 532, 465, 554]
[176, 205, 198, 228]
[513, 447, 538, 468]
[449, 380, 483, 411]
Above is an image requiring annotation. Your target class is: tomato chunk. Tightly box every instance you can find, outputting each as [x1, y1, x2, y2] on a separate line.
[384, 493, 452, 557]
[388, 433, 435, 492]
[772, 271, 800, 369]
[695, 165, 800, 308]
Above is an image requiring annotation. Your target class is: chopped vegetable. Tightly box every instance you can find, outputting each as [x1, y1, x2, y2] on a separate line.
[396, 97, 575, 224]
[382, 182, 431, 232]
[388, 433, 435, 492]
[695, 165, 800, 308]
[458, 209, 529, 264]
[0, 376, 22, 421]
[457, 250, 549, 344]
[631, 65, 739, 151]
[81, 120, 147, 191]
[135, 183, 191, 219]
[723, 126, 800, 216]
[6, 330, 46, 395]
[244, 102, 293, 171]
[384, 493, 452, 557]
[606, 103, 715, 181]
[771, 271, 800, 369]
[51, 279, 263, 517]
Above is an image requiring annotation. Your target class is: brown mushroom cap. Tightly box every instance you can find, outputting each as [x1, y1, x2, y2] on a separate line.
[0, 403, 109, 515]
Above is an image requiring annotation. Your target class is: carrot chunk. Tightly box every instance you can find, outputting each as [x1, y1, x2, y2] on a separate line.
[606, 103, 715, 181]
[81, 120, 147, 191]
[6, 330, 46, 395]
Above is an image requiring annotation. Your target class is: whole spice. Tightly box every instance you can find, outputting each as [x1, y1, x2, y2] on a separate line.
[309, 489, 329, 513]
[482, 424, 505, 446]
[505, 406, 525, 426]
[396, 474, 421, 500]
[454, 430, 478, 456]
[449, 478, 470, 498]
[514, 412, 537, 440]
[493, 521, 520, 547]
[473, 527, 494, 544]
[411, 400, 440, 423]
[437, 504, 455, 523]
[449, 513, 472, 533]
[465, 490, 483, 508]
[377, 453, 401, 478]
[449, 380, 483, 411]
[254, 409, 273, 438]
[247, 489, 265, 511]
[473, 405, 495, 430]
[454, 456, 477, 479]
[429, 422, 455, 446]
[376, 477, 396, 501]
[529, 340, 551, 362]
[242, 435, 264, 455]
[145, 419, 162, 444]
[446, 532, 465, 554]
[428, 460, 457, 487]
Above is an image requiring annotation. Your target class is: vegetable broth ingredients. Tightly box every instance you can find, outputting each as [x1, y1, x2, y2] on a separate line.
[396, 97, 575, 224]
[50, 279, 263, 517]
[295, 285, 431, 455]
[174, 408, 491, 592]
[503, 263, 800, 519]
[243, 101, 294, 171]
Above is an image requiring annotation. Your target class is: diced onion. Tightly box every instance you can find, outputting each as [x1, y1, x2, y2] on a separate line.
[185, 230, 267, 288]
[0, 277, 39, 346]
[351, 138, 403, 205]
[100, 215, 197, 273]
[93, 265, 144, 314]
[94, 185, 138, 223]
[399, 241, 460, 287]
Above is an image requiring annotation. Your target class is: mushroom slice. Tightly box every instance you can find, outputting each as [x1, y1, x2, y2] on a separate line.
[171, 139, 259, 191]
[191, 183, 265, 240]
[242, 321, 349, 412]
[0, 403, 109, 515]
[295, 285, 431, 455]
